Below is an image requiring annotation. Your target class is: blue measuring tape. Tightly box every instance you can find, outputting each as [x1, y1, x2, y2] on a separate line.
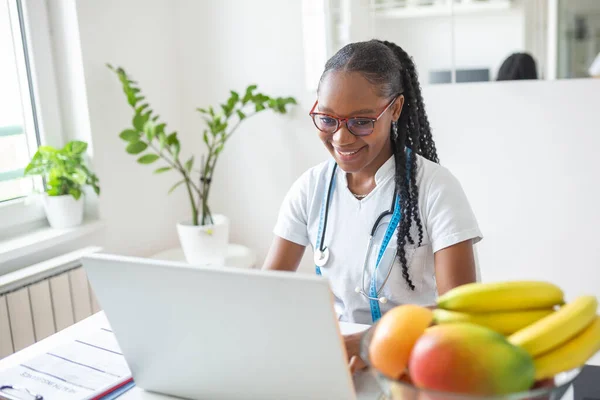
[368, 195, 402, 322]
[314, 149, 411, 323]
[315, 161, 337, 276]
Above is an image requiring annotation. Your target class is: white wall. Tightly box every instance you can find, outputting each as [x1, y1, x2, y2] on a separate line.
[373, 8, 525, 82]
[423, 78, 600, 300]
[70, 0, 192, 256]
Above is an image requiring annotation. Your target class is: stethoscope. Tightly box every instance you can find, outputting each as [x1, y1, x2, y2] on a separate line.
[313, 155, 407, 322]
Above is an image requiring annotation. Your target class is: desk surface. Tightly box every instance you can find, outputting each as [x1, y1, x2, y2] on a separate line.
[0, 312, 382, 399]
[2, 313, 598, 400]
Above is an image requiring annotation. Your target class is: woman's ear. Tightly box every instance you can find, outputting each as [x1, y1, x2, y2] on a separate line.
[392, 95, 405, 121]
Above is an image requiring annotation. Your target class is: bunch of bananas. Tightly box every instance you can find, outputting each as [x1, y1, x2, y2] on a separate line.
[434, 281, 600, 380]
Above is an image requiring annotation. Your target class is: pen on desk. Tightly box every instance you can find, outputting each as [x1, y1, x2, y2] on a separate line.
[0, 385, 43, 400]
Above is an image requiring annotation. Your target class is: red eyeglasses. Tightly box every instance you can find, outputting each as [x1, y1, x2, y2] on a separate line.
[309, 96, 398, 137]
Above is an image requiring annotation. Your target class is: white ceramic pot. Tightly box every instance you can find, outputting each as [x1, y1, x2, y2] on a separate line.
[42, 194, 84, 229]
[176, 214, 230, 266]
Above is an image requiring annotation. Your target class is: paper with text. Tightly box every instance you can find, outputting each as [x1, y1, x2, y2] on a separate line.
[0, 327, 132, 400]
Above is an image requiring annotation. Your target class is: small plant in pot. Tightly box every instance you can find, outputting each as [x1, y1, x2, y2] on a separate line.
[24, 140, 100, 229]
[108, 64, 296, 266]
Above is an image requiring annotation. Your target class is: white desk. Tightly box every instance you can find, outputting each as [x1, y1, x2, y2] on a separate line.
[0, 312, 382, 399]
[151, 244, 258, 268]
[3, 313, 596, 400]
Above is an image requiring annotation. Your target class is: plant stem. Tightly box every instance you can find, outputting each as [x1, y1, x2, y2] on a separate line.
[148, 141, 202, 195]
[200, 151, 213, 225]
[148, 141, 203, 225]
[224, 111, 257, 142]
[197, 109, 258, 225]
[185, 180, 198, 225]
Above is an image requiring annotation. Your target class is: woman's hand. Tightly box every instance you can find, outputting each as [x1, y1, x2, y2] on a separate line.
[344, 332, 367, 374]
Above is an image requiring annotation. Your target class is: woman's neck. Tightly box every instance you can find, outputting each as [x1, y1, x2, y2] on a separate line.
[346, 145, 393, 195]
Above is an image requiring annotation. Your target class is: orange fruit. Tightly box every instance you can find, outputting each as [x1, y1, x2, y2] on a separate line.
[369, 305, 433, 379]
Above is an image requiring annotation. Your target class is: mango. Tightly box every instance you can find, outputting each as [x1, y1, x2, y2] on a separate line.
[408, 323, 535, 395]
[369, 305, 433, 379]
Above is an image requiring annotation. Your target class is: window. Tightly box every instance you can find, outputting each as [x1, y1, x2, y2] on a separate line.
[0, 0, 63, 235]
[0, 0, 42, 203]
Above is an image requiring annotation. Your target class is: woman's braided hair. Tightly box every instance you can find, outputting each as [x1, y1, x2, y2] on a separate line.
[318, 39, 439, 290]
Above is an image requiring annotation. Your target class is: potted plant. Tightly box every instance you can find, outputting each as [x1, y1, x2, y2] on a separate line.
[108, 65, 296, 266]
[24, 140, 100, 229]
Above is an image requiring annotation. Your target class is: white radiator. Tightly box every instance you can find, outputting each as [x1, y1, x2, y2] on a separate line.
[0, 246, 102, 359]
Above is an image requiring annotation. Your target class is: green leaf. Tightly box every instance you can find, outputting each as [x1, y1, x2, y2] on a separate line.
[133, 113, 146, 131]
[230, 90, 240, 103]
[168, 180, 185, 194]
[202, 130, 209, 145]
[65, 141, 88, 155]
[166, 132, 178, 146]
[69, 188, 82, 200]
[127, 92, 137, 107]
[154, 166, 171, 174]
[196, 108, 207, 114]
[119, 129, 140, 142]
[208, 106, 215, 116]
[47, 189, 62, 196]
[152, 115, 160, 122]
[244, 85, 257, 102]
[236, 110, 246, 120]
[71, 168, 87, 184]
[136, 103, 150, 114]
[221, 103, 232, 117]
[171, 142, 181, 159]
[126, 141, 148, 154]
[144, 121, 157, 141]
[24, 166, 43, 176]
[93, 184, 100, 196]
[184, 156, 194, 172]
[38, 145, 57, 155]
[214, 143, 224, 155]
[255, 103, 266, 112]
[143, 110, 152, 123]
[24, 152, 43, 174]
[137, 154, 160, 164]
[158, 131, 168, 151]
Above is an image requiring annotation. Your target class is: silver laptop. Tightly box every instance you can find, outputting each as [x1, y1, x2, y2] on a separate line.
[83, 253, 357, 400]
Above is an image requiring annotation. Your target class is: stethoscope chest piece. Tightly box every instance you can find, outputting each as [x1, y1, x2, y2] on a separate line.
[314, 247, 330, 267]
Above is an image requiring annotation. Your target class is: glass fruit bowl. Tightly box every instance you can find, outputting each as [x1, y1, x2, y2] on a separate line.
[359, 324, 581, 400]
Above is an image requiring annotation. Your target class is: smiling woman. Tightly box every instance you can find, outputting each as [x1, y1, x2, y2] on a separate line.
[263, 39, 482, 366]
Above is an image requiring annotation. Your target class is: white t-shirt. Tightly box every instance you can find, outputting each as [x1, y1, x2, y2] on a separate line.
[273, 154, 482, 324]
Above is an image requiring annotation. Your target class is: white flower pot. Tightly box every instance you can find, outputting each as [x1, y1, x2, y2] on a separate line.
[176, 214, 230, 266]
[42, 194, 84, 229]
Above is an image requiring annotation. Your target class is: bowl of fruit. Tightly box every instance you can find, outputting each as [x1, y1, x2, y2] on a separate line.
[360, 281, 600, 400]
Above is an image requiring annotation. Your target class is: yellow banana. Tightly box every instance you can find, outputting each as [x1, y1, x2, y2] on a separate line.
[534, 316, 600, 380]
[437, 281, 564, 312]
[508, 295, 598, 357]
[432, 308, 554, 335]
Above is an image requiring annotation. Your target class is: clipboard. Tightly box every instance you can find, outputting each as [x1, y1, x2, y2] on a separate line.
[0, 384, 43, 400]
[0, 326, 134, 400]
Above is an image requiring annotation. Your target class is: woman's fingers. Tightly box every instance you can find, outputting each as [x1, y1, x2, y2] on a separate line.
[349, 355, 367, 374]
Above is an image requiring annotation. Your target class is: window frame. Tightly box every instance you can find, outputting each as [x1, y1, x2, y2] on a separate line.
[0, 0, 65, 236]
